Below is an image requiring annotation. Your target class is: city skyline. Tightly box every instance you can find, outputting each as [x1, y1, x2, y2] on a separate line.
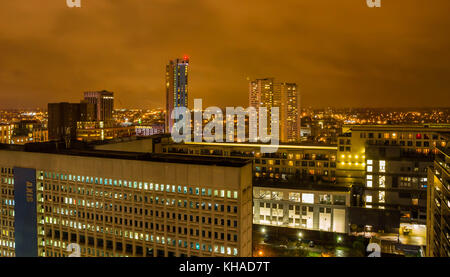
[1, 0, 450, 110]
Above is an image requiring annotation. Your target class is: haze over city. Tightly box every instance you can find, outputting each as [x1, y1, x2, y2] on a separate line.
[2, 0, 450, 265]
[1, 0, 450, 109]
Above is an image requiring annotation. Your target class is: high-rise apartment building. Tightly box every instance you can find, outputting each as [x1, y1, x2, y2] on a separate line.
[84, 90, 114, 122]
[249, 78, 300, 142]
[0, 143, 253, 257]
[166, 57, 189, 133]
[280, 83, 301, 143]
[426, 137, 450, 257]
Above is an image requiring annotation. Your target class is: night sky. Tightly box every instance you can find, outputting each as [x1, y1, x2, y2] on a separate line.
[1, 0, 450, 109]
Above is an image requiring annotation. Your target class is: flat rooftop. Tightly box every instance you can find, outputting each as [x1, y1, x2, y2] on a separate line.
[182, 141, 337, 150]
[343, 124, 450, 132]
[89, 134, 337, 150]
[0, 142, 252, 168]
[253, 178, 351, 192]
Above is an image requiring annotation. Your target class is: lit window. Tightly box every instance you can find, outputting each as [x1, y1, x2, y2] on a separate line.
[379, 191, 385, 203]
[367, 166, 373, 172]
[379, 176, 385, 188]
[366, 195, 372, 203]
[289, 192, 301, 202]
[380, 161, 386, 173]
[302, 193, 314, 204]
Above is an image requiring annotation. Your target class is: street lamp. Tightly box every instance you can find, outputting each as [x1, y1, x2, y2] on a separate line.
[337, 236, 343, 243]
[298, 232, 303, 238]
[261, 228, 266, 234]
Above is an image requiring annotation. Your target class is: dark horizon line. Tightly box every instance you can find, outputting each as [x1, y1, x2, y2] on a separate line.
[1, 106, 450, 112]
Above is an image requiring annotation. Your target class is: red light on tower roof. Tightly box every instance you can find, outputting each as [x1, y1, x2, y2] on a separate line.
[183, 55, 189, 61]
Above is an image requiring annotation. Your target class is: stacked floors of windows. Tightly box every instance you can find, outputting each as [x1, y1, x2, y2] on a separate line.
[0, 148, 253, 257]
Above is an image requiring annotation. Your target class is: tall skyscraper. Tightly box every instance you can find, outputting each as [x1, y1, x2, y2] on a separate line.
[249, 78, 301, 142]
[165, 57, 189, 133]
[83, 90, 114, 122]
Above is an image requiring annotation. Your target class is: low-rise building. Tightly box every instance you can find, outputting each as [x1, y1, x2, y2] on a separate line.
[253, 180, 350, 233]
[76, 121, 135, 142]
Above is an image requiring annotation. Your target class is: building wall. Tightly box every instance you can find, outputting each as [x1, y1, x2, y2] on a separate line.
[84, 91, 114, 122]
[0, 124, 13, 144]
[0, 150, 253, 257]
[337, 125, 449, 186]
[48, 103, 82, 141]
[426, 150, 450, 257]
[365, 146, 431, 224]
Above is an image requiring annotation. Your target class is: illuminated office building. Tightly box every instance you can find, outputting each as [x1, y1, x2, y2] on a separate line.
[165, 57, 189, 133]
[426, 139, 450, 257]
[253, 182, 350, 233]
[249, 78, 300, 142]
[0, 143, 253, 257]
